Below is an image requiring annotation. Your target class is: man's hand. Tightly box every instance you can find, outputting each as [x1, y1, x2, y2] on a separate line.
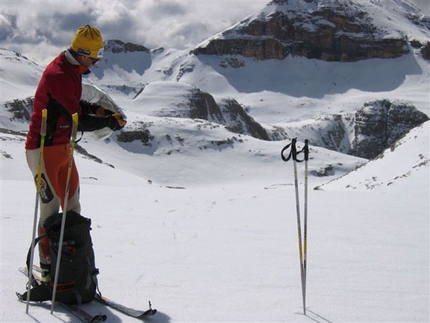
[112, 113, 127, 128]
[95, 106, 108, 116]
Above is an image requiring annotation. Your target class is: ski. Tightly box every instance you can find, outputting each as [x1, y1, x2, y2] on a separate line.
[94, 294, 157, 318]
[18, 267, 107, 323]
[28, 264, 157, 319]
[59, 303, 106, 323]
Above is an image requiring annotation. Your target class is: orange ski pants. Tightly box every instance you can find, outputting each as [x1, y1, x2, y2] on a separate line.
[26, 144, 81, 266]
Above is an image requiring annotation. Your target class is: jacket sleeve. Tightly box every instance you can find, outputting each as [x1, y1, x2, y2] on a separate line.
[78, 113, 121, 132]
[80, 100, 101, 115]
[78, 100, 123, 132]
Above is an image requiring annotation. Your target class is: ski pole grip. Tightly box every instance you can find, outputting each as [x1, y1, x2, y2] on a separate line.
[281, 143, 292, 161]
[281, 138, 298, 162]
[40, 109, 47, 137]
[304, 139, 309, 161]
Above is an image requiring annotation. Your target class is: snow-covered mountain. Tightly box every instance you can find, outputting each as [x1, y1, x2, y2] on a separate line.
[0, 0, 428, 198]
[1, 0, 429, 322]
[1, 0, 429, 172]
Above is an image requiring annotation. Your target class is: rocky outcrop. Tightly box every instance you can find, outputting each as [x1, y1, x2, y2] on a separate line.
[187, 89, 226, 123]
[104, 39, 149, 54]
[220, 99, 270, 140]
[421, 42, 430, 60]
[350, 100, 429, 159]
[410, 38, 430, 60]
[4, 97, 34, 121]
[193, 0, 411, 62]
[116, 127, 153, 144]
[281, 99, 428, 160]
[187, 89, 269, 140]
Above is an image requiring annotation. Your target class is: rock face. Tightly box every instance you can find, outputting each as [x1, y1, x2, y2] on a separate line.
[178, 91, 428, 158]
[4, 97, 33, 121]
[351, 100, 429, 159]
[192, 0, 425, 62]
[418, 41, 430, 60]
[186, 88, 269, 140]
[282, 99, 429, 160]
[115, 87, 270, 149]
[104, 40, 149, 54]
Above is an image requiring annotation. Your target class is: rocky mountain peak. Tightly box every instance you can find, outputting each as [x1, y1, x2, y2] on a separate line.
[193, 0, 429, 62]
[104, 39, 149, 54]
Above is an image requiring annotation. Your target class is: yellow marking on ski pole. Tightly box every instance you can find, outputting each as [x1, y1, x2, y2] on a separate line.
[36, 109, 47, 191]
[71, 112, 78, 141]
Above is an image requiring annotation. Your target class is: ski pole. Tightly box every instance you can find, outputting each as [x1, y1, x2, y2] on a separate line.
[302, 139, 309, 315]
[292, 139, 306, 315]
[26, 108, 47, 314]
[281, 138, 308, 315]
[50, 112, 79, 313]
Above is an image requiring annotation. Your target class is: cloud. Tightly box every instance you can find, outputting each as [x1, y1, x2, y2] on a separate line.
[0, 0, 268, 65]
[1, 0, 428, 66]
[0, 13, 15, 41]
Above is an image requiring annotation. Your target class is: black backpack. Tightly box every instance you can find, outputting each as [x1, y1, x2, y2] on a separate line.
[23, 211, 99, 304]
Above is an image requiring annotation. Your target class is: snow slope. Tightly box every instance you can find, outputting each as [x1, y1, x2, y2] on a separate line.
[1, 120, 428, 323]
[319, 121, 430, 191]
[1, 0, 429, 322]
[1, 68, 429, 323]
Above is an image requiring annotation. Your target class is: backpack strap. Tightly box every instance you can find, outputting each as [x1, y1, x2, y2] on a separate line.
[26, 235, 46, 272]
[25, 234, 46, 292]
[46, 94, 84, 143]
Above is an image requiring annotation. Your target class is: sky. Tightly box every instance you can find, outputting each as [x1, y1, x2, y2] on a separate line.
[0, 0, 269, 66]
[1, 0, 429, 66]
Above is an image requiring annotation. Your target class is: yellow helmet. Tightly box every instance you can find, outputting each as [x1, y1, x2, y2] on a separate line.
[70, 25, 104, 59]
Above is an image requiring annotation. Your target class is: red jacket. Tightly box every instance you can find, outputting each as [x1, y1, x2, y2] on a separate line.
[26, 51, 119, 150]
[26, 52, 83, 149]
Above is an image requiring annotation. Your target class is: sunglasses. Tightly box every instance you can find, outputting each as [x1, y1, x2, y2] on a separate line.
[90, 57, 100, 65]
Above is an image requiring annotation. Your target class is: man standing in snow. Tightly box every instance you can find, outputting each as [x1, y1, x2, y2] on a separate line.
[25, 25, 126, 281]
